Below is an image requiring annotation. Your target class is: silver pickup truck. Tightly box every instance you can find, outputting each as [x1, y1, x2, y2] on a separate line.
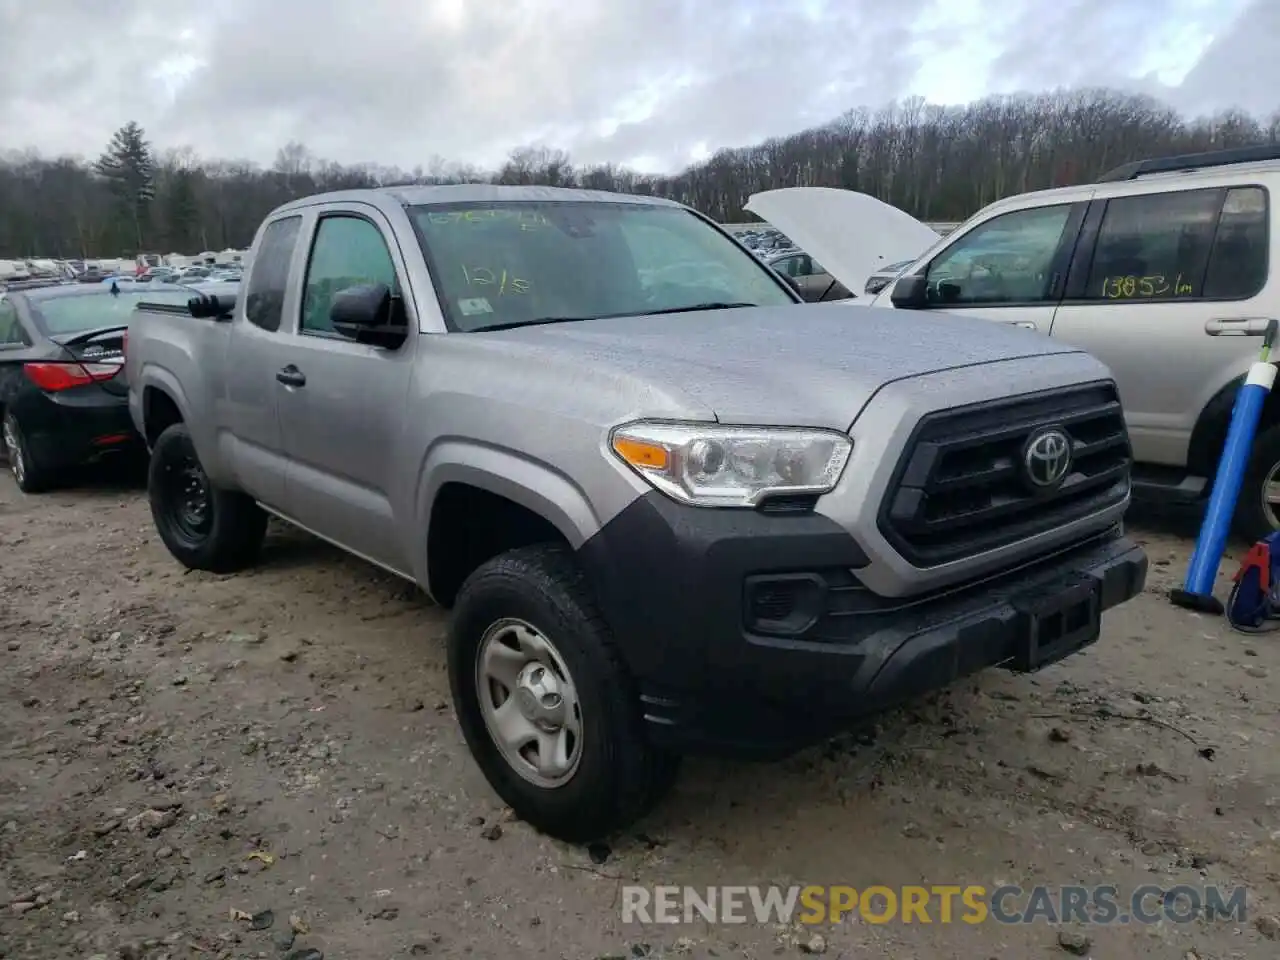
[125, 185, 1148, 842]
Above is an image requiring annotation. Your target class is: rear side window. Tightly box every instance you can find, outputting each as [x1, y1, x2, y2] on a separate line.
[1203, 187, 1269, 299]
[1083, 186, 1267, 302]
[244, 216, 302, 331]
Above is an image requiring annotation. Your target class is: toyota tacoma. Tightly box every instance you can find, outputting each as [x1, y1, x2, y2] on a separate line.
[124, 185, 1148, 841]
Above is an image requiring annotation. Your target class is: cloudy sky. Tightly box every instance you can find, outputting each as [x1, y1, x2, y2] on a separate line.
[0, 0, 1275, 174]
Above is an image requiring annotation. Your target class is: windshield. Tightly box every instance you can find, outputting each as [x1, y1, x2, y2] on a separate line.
[32, 289, 194, 335]
[409, 201, 795, 332]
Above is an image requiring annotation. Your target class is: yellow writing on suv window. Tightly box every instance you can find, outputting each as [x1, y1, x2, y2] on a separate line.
[426, 210, 548, 231]
[461, 265, 530, 295]
[1099, 274, 1194, 299]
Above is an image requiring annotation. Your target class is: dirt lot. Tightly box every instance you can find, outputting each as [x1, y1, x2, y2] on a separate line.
[1, 468, 1279, 960]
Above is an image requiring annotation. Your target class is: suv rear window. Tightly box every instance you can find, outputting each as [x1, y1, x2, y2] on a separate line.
[1083, 186, 1268, 302]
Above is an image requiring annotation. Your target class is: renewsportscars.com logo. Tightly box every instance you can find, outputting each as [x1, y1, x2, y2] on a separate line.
[621, 885, 1248, 926]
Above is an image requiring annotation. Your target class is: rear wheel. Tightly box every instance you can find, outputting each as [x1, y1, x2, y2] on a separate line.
[2, 411, 54, 493]
[1233, 423, 1280, 542]
[148, 422, 267, 572]
[448, 544, 679, 842]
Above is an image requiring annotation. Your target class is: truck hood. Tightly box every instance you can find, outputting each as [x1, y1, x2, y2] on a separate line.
[744, 188, 939, 294]
[480, 303, 1083, 429]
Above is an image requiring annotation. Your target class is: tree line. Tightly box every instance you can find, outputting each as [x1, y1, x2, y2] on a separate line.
[2, 88, 1278, 260]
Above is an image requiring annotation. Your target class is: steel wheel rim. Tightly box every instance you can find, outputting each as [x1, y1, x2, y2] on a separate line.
[2, 419, 24, 486]
[162, 450, 213, 541]
[475, 617, 583, 789]
[1263, 461, 1280, 530]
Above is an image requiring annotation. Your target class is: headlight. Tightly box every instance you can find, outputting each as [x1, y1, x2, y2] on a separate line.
[609, 420, 852, 508]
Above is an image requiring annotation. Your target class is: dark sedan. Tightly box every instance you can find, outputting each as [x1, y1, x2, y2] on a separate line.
[0, 283, 195, 492]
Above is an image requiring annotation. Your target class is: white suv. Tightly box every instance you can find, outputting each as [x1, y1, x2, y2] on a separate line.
[755, 146, 1280, 539]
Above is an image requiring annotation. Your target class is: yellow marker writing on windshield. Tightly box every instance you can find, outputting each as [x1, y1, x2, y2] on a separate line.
[461, 265, 530, 294]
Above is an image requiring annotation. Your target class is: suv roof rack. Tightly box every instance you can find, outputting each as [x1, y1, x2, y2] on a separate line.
[1097, 143, 1280, 183]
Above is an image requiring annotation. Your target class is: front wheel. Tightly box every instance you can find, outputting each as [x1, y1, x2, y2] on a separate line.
[448, 544, 679, 842]
[148, 422, 267, 572]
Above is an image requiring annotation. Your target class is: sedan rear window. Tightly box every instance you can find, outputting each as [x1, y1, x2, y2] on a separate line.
[31, 289, 195, 335]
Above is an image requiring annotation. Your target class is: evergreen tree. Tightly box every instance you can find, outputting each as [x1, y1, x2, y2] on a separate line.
[160, 169, 201, 252]
[94, 121, 156, 251]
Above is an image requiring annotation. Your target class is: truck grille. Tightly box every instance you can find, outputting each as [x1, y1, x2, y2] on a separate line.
[878, 382, 1131, 568]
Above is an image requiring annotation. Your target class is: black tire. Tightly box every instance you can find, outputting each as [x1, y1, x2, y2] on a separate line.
[148, 422, 267, 572]
[2, 410, 55, 493]
[1233, 423, 1280, 542]
[448, 544, 680, 842]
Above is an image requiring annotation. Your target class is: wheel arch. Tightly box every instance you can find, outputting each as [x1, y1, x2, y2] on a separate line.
[1186, 374, 1280, 480]
[142, 384, 186, 448]
[415, 445, 608, 608]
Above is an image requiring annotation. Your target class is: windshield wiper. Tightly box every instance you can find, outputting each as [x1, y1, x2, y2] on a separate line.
[641, 301, 758, 315]
[468, 302, 759, 332]
[469, 317, 592, 332]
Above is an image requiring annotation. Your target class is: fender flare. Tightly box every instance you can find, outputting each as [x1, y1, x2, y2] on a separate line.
[137, 369, 230, 483]
[139, 368, 194, 439]
[411, 440, 601, 588]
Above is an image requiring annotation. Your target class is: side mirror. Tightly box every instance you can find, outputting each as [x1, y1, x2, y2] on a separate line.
[889, 273, 928, 309]
[330, 283, 407, 348]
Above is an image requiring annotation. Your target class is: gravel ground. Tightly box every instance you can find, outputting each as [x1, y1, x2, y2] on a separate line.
[1, 466, 1279, 960]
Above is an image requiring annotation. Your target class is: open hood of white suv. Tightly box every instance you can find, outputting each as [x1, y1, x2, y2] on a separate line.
[744, 188, 940, 295]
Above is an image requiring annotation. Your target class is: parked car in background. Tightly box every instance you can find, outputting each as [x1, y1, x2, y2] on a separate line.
[761, 146, 1280, 539]
[0, 282, 194, 491]
[0, 260, 31, 283]
[135, 253, 164, 275]
[766, 250, 853, 301]
[864, 258, 917, 296]
[126, 184, 1146, 842]
[745, 188, 942, 298]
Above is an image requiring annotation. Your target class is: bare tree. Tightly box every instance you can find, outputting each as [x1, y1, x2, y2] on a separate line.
[0, 89, 1275, 257]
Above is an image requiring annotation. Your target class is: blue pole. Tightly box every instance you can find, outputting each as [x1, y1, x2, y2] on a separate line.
[1171, 320, 1279, 615]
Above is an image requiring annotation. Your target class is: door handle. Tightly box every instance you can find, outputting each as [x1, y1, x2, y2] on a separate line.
[1205, 316, 1276, 337]
[276, 365, 306, 387]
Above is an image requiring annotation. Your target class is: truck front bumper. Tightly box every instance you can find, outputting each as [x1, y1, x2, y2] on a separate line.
[577, 491, 1147, 760]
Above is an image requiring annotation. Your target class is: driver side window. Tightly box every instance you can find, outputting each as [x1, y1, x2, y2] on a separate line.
[301, 215, 399, 336]
[925, 205, 1072, 306]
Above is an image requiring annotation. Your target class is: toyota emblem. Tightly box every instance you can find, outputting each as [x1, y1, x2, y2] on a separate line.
[1023, 427, 1072, 489]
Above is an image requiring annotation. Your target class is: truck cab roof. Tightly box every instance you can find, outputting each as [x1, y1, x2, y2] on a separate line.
[270, 183, 687, 217]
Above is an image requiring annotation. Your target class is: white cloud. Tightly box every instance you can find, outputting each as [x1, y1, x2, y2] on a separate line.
[0, 0, 1271, 174]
